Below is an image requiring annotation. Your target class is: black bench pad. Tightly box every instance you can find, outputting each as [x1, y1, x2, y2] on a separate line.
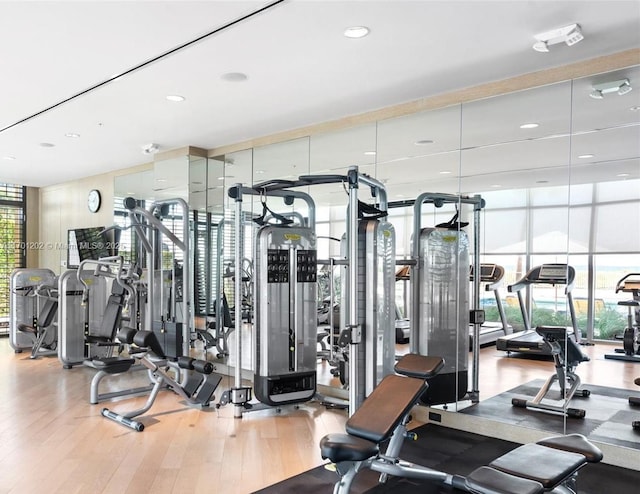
[466, 466, 543, 494]
[17, 324, 36, 334]
[536, 433, 603, 463]
[346, 374, 427, 443]
[320, 433, 379, 463]
[489, 443, 585, 488]
[89, 356, 135, 374]
[394, 354, 445, 379]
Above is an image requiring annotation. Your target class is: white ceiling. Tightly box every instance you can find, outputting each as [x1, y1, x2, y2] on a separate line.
[1, 0, 639, 191]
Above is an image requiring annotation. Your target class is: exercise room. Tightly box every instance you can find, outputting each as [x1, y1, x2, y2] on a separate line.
[0, 2, 639, 493]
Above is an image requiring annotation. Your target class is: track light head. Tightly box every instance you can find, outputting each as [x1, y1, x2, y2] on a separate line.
[532, 23, 583, 52]
[589, 79, 633, 99]
[142, 143, 160, 155]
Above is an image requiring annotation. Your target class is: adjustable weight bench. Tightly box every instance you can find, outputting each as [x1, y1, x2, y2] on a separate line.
[512, 326, 590, 419]
[320, 353, 602, 494]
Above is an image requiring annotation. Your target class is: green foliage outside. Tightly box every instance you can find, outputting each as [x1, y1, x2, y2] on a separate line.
[0, 210, 20, 319]
[483, 305, 627, 340]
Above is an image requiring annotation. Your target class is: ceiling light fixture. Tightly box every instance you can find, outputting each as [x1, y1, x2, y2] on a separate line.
[142, 143, 160, 155]
[364, 151, 376, 156]
[65, 133, 80, 138]
[630, 105, 640, 111]
[532, 23, 583, 53]
[520, 123, 539, 129]
[166, 94, 185, 102]
[3, 156, 16, 160]
[578, 154, 594, 159]
[589, 79, 633, 99]
[344, 26, 370, 38]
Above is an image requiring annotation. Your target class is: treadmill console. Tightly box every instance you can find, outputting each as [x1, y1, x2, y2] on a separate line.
[535, 264, 569, 284]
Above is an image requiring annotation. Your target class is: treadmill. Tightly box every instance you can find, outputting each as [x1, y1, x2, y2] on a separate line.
[496, 263, 580, 356]
[469, 263, 513, 348]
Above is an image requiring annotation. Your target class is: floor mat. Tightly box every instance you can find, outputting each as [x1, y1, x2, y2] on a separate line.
[460, 379, 640, 450]
[254, 424, 637, 493]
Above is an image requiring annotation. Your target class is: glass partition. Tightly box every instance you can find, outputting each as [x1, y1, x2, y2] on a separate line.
[200, 63, 639, 445]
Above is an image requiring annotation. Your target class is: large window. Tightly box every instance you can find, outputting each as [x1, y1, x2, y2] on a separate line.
[0, 184, 26, 333]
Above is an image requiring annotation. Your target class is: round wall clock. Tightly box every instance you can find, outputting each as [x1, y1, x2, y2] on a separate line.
[87, 189, 101, 213]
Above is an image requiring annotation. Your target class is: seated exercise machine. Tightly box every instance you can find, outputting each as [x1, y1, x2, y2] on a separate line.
[605, 273, 640, 363]
[17, 283, 59, 359]
[320, 353, 603, 494]
[511, 326, 591, 418]
[496, 264, 581, 357]
[195, 292, 234, 359]
[99, 328, 222, 432]
[9, 268, 58, 356]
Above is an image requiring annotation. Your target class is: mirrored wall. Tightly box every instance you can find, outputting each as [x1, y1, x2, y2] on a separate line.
[113, 61, 639, 442]
[210, 62, 639, 436]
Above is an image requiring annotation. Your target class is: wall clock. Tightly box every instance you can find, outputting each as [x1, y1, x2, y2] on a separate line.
[87, 189, 101, 213]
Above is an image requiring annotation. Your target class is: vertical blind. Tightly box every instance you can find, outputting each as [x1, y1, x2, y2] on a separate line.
[0, 184, 26, 333]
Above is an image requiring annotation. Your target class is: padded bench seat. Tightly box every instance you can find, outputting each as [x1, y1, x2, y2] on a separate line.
[86, 356, 136, 374]
[466, 466, 544, 494]
[467, 434, 602, 493]
[489, 443, 585, 489]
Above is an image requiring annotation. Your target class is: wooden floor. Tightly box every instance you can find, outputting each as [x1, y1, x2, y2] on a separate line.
[0, 336, 637, 494]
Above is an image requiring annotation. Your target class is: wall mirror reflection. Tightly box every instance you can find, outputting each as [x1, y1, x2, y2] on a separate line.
[154, 63, 638, 455]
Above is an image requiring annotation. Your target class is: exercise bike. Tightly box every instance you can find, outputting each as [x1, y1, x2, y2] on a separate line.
[605, 273, 640, 363]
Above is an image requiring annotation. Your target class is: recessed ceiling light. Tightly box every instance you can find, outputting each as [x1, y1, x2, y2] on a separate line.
[221, 72, 248, 82]
[491, 184, 502, 188]
[217, 176, 225, 181]
[578, 154, 594, 159]
[364, 151, 376, 156]
[156, 178, 167, 183]
[65, 133, 80, 138]
[166, 94, 185, 102]
[255, 170, 265, 174]
[344, 26, 370, 38]
[3, 156, 16, 160]
[414, 139, 434, 145]
[439, 171, 452, 175]
[630, 105, 640, 111]
[520, 123, 539, 129]
[617, 173, 631, 177]
[39, 142, 55, 148]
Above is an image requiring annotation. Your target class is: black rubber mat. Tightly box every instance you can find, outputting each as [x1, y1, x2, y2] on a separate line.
[461, 380, 640, 450]
[254, 424, 639, 493]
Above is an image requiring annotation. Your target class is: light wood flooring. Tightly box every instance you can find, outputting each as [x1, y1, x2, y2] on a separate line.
[0, 336, 637, 494]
